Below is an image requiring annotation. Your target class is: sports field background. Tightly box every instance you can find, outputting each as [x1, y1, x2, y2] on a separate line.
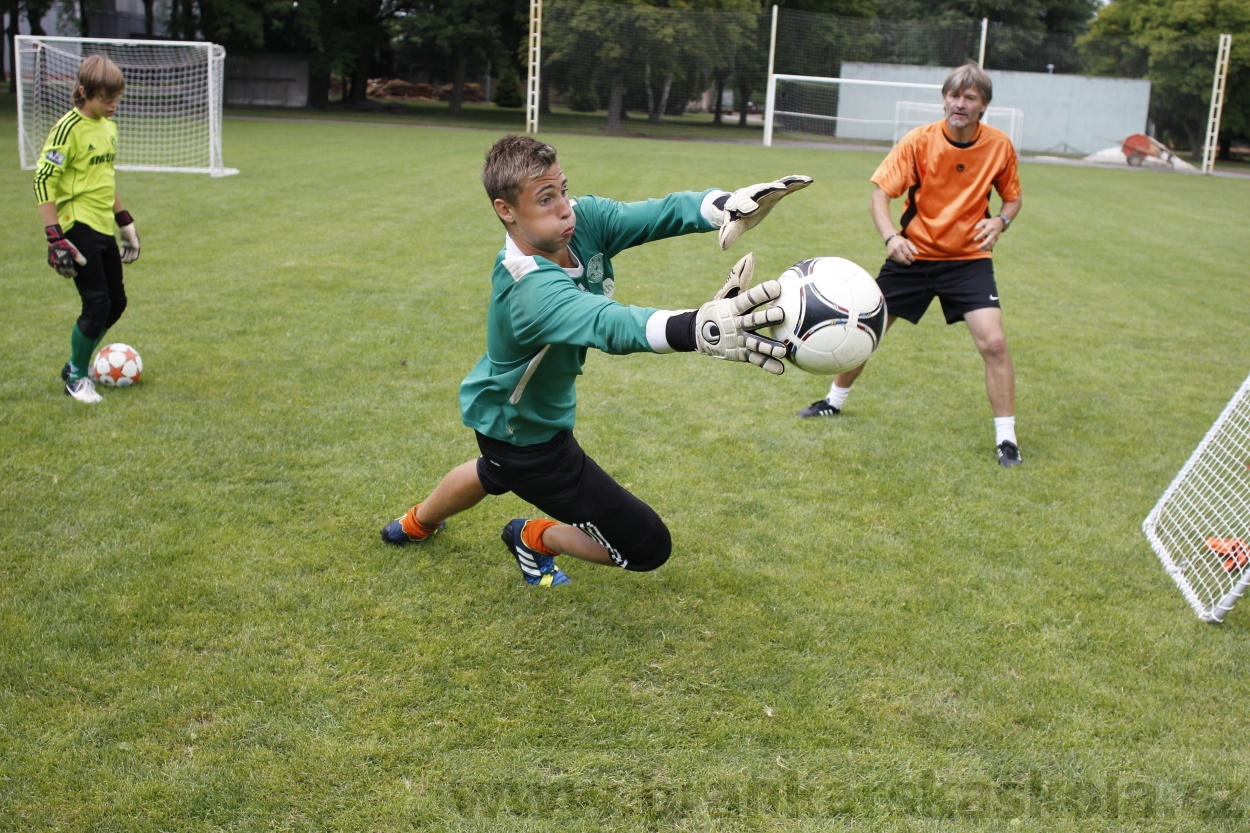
[2, 95, 1249, 830]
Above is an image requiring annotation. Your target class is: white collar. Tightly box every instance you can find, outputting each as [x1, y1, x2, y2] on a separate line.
[504, 234, 583, 278]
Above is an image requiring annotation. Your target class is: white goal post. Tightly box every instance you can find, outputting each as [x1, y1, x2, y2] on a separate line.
[763, 73, 1026, 151]
[764, 74, 941, 147]
[16, 35, 238, 177]
[1143, 371, 1250, 623]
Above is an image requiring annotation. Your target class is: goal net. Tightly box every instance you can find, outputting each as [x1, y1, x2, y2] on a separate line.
[16, 35, 237, 177]
[1143, 372, 1250, 623]
[894, 101, 1024, 152]
[765, 74, 940, 146]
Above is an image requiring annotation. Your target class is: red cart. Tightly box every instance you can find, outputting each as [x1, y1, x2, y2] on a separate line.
[1121, 133, 1176, 168]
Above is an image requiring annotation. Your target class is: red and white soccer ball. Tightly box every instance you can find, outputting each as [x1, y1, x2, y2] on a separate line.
[766, 257, 887, 375]
[89, 343, 143, 387]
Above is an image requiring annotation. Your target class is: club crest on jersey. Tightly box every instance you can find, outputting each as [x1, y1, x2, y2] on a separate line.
[586, 253, 605, 284]
[45, 150, 65, 166]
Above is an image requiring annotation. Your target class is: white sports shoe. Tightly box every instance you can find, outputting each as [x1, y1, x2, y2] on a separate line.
[65, 376, 103, 404]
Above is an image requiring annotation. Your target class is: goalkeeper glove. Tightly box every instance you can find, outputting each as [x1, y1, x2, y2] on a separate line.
[45, 224, 86, 278]
[694, 253, 788, 375]
[115, 210, 140, 264]
[713, 174, 813, 251]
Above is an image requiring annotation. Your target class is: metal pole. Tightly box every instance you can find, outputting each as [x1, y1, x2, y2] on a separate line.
[763, 4, 779, 147]
[1202, 34, 1232, 175]
[978, 18, 988, 68]
[525, 0, 542, 134]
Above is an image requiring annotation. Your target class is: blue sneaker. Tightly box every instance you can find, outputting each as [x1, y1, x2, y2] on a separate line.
[381, 516, 445, 545]
[502, 518, 570, 587]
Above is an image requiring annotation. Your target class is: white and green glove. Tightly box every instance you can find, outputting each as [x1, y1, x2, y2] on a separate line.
[115, 210, 140, 264]
[694, 253, 788, 375]
[713, 175, 813, 250]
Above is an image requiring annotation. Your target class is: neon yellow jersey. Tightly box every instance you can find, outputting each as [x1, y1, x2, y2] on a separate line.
[33, 108, 118, 234]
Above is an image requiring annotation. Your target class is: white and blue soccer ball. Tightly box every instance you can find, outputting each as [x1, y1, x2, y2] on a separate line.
[89, 343, 143, 387]
[766, 257, 886, 375]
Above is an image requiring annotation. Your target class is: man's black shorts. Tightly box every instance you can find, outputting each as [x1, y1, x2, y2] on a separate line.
[475, 430, 671, 571]
[876, 257, 1000, 325]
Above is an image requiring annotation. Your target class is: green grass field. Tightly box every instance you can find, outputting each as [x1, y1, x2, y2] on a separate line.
[3, 94, 1250, 831]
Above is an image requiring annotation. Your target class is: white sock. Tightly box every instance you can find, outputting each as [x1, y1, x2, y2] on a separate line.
[826, 384, 851, 410]
[994, 416, 1017, 447]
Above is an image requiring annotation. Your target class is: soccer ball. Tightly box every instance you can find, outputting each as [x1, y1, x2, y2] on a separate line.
[765, 257, 887, 375]
[89, 343, 143, 387]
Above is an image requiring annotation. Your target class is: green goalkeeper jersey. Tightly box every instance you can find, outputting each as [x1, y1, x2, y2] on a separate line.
[460, 190, 718, 446]
[33, 108, 119, 235]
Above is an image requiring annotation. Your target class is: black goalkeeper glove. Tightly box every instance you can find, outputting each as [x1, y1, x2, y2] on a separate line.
[45, 224, 86, 278]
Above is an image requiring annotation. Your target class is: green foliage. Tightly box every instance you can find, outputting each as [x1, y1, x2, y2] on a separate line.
[543, 2, 766, 127]
[1084, 0, 1250, 150]
[4, 93, 1250, 829]
[493, 66, 524, 108]
[777, 0, 875, 17]
[876, 0, 1100, 35]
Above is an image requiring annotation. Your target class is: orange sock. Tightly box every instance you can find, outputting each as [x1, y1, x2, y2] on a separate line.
[400, 504, 441, 539]
[521, 518, 560, 557]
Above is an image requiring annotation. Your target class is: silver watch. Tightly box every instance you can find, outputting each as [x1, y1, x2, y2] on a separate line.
[998, 214, 1011, 231]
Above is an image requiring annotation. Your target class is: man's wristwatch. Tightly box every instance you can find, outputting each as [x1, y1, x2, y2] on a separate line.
[998, 214, 1011, 231]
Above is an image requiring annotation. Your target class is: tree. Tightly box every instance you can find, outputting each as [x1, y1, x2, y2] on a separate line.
[396, 0, 514, 114]
[874, 0, 1099, 35]
[1082, 0, 1250, 155]
[541, 0, 765, 129]
[4, 0, 18, 94]
[24, 0, 51, 35]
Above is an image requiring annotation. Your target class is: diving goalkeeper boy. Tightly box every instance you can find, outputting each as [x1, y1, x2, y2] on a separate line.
[380, 134, 810, 586]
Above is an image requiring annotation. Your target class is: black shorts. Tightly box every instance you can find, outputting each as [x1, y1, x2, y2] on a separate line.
[65, 223, 126, 337]
[475, 430, 671, 572]
[876, 258, 1000, 325]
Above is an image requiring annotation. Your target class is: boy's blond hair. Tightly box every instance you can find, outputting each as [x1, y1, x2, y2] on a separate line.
[482, 135, 559, 206]
[73, 55, 126, 109]
[942, 62, 992, 105]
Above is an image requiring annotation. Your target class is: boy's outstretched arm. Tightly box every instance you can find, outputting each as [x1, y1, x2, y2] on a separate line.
[711, 175, 813, 250]
[647, 252, 788, 375]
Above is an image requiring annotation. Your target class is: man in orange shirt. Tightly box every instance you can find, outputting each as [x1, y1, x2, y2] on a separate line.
[798, 62, 1024, 468]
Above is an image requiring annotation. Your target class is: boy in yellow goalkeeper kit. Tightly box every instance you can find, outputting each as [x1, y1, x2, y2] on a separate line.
[34, 55, 142, 404]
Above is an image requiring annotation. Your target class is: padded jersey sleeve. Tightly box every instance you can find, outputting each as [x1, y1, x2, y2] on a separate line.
[32, 114, 77, 205]
[507, 258, 657, 355]
[576, 190, 718, 258]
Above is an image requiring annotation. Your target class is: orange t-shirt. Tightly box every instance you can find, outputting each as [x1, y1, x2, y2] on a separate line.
[871, 120, 1021, 261]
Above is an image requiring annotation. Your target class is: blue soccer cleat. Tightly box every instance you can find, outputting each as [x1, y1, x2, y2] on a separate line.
[501, 518, 570, 587]
[381, 516, 445, 545]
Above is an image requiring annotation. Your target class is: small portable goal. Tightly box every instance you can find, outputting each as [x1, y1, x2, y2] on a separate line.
[1143, 372, 1250, 623]
[16, 35, 238, 177]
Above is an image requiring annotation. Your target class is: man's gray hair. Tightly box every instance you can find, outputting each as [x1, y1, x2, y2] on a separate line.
[942, 62, 993, 105]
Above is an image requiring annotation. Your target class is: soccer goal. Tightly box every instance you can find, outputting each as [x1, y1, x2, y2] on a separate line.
[894, 101, 1024, 152]
[1143, 372, 1250, 623]
[763, 74, 941, 147]
[16, 35, 238, 177]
